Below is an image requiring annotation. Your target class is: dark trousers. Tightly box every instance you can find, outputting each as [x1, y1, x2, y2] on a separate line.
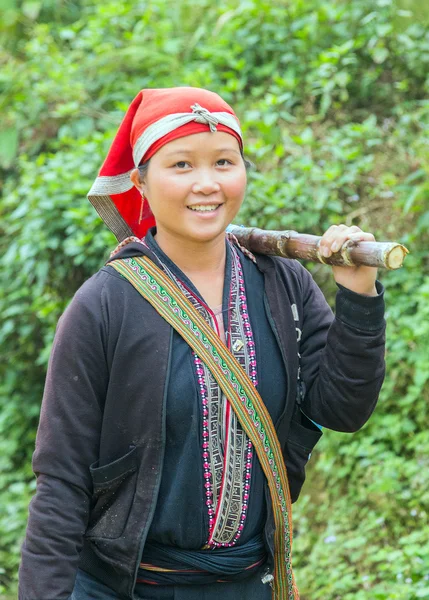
[71, 567, 272, 600]
[71, 569, 124, 599]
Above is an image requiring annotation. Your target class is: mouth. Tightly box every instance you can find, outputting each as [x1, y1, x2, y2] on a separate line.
[187, 204, 222, 213]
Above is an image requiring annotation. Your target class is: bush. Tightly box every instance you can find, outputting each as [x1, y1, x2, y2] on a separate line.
[1, 0, 428, 597]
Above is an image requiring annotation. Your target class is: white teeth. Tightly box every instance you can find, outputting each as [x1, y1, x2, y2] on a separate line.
[188, 204, 220, 212]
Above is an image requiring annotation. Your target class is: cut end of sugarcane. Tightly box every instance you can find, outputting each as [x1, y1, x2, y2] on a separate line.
[385, 244, 409, 269]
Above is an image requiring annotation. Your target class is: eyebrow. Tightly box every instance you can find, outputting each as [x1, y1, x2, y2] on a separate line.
[165, 147, 241, 157]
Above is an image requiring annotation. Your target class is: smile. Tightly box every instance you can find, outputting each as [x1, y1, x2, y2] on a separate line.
[187, 204, 221, 212]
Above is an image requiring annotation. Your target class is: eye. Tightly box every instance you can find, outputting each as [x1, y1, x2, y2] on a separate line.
[216, 159, 232, 167]
[174, 161, 191, 169]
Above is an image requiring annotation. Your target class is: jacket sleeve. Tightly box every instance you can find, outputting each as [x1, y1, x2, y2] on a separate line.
[18, 273, 110, 600]
[298, 266, 386, 433]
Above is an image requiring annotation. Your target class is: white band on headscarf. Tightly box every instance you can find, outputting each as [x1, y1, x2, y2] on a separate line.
[132, 103, 242, 167]
[88, 169, 135, 196]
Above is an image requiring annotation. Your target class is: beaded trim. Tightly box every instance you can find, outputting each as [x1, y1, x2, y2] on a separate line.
[226, 232, 257, 264]
[147, 241, 257, 548]
[205, 245, 257, 547]
[109, 236, 145, 259]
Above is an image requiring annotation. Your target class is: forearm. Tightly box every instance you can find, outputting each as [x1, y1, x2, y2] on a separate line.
[301, 282, 386, 432]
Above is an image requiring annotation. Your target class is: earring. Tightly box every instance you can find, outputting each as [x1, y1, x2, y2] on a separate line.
[139, 193, 145, 224]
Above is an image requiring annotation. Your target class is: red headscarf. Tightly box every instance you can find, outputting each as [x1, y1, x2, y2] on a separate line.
[88, 87, 243, 240]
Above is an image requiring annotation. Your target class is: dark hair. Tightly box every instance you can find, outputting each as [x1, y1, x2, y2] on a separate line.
[137, 161, 150, 182]
[243, 156, 255, 171]
[137, 151, 255, 183]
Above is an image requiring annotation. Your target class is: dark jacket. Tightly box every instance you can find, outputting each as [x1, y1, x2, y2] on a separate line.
[18, 241, 385, 600]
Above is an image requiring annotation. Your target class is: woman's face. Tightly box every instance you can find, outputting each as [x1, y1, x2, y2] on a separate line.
[132, 131, 247, 245]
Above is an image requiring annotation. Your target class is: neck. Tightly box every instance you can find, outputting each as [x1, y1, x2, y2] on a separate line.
[153, 229, 226, 277]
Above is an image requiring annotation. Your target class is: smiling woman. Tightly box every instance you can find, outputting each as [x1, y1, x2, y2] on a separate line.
[19, 87, 386, 600]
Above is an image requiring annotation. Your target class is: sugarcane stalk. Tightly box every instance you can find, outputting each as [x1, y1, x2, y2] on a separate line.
[227, 226, 409, 270]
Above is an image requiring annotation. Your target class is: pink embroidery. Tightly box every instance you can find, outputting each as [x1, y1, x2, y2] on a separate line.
[148, 239, 258, 548]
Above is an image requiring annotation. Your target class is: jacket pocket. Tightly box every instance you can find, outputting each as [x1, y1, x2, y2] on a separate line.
[284, 411, 322, 503]
[85, 445, 138, 540]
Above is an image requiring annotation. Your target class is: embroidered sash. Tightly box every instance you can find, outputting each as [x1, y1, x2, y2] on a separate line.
[110, 255, 299, 600]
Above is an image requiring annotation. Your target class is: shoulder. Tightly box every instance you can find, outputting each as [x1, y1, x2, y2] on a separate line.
[273, 256, 308, 276]
[254, 254, 331, 325]
[255, 253, 315, 291]
[70, 267, 125, 307]
[59, 266, 132, 330]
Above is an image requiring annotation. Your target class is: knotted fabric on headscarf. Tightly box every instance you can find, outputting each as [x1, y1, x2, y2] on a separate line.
[87, 87, 243, 241]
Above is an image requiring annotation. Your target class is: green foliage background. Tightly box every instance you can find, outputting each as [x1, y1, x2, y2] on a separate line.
[1, 0, 428, 598]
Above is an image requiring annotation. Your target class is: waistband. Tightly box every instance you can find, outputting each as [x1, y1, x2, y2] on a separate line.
[137, 534, 267, 585]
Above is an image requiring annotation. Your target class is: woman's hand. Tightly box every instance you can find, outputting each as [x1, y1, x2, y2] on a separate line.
[319, 224, 378, 296]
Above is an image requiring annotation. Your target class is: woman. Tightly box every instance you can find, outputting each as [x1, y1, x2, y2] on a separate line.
[19, 87, 385, 600]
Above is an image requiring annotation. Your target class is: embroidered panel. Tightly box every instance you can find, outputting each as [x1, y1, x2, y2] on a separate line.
[149, 241, 257, 547]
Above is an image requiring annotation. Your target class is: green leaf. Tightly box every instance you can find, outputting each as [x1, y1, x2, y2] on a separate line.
[0, 128, 18, 169]
[372, 46, 389, 64]
[22, 1, 42, 20]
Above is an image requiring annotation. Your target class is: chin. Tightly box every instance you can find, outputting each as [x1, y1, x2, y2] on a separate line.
[187, 223, 229, 243]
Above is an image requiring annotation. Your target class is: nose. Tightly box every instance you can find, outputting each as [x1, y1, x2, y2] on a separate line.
[191, 168, 221, 195]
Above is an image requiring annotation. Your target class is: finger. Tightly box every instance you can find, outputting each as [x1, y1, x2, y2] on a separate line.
[320, 224, 360, 242]
[325, 226, 356, 253]
[330, 228, 374, 252]
[319, 226, 373, 257]
[319, 225, 342, 256]
[334, 224, 357, 231]
[330, 232, 353, 253]
[347, 231, 376, 242]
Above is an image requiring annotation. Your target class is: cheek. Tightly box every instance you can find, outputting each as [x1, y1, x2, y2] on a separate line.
[146, 173, 183, 209]
[224, 171, 247, 200]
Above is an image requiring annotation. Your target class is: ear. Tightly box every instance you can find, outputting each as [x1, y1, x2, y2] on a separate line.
[130, 168, 144, 193]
